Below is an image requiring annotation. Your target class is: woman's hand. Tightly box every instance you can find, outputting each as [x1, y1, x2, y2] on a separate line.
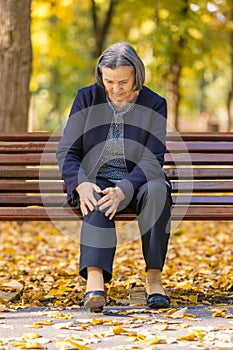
[75, 182, 101, 216]
[98, 186, 125, 220]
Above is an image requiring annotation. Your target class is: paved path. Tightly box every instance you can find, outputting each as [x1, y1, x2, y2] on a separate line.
[0, 305, 232, 349]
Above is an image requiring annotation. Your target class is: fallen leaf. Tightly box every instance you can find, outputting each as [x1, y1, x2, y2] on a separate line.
[212, 310, 227, 318]
[177, 328, 206, 341]
[167, 307, 188, 318]
[112, 326, 129, 335]
[11, 341, 46, 349]
[153, 324, 169, 331]
[22, 333, 41, 340]
[52, 322, 73, 330]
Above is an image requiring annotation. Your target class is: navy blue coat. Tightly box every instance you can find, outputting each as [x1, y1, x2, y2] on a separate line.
[56, 83, 170, 204]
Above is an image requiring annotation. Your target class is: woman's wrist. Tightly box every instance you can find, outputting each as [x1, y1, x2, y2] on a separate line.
[115, 186, 125, 201]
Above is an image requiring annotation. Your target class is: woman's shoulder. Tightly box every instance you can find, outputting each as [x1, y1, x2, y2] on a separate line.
[69, 84, 106, 116]
[138, 86, 166, 108]
[77, 83, 106, 105]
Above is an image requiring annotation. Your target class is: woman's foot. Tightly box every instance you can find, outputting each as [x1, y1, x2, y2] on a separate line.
[146, 293, 170, 308]
[86, 267, 104, 291]
[83, 290, 106, 312]
[84, 267, 105, 312]
[146, 269, 170, 309]
[146, 269, 166, 295]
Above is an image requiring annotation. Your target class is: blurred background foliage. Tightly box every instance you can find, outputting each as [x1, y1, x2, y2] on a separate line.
[29, 0, 233, 132]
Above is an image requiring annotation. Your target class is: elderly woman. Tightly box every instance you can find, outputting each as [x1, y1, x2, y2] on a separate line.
[56, 42, 172, 312]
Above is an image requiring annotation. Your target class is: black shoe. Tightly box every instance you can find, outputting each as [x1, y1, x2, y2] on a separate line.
[83, 290, 106, 313]
[146, 293, 170, 309]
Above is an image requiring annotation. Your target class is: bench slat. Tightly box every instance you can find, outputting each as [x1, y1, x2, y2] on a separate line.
[0, 181, 64, 192]
[165, 168, 233, 179]
[165, 153, 233, 165]
[172, 181, 233, 192]
[172, 196, 233, 204]
[0, 168, 61, 179]
[0, 180, 232, 193]
[0, 132, 58, 142]
[0, 206, 232, 221]
[0, 167, 232, 180]
[0, 154, 57, 165]
[0, 153, 233, 165]
[167, 132, 233, 141]
[0, 132, 232, 142]
[0, 195, 65, 206]
[0, 141, 232, 154]
[0, 142, 58, 153]
[0, 195, 232, 206]
[166, 141, 233, 153]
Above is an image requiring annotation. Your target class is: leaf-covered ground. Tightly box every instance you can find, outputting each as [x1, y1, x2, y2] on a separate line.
[0, 220, 232, 308]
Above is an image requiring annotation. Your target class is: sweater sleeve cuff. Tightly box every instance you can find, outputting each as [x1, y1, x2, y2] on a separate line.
[116, 179, 135, 203]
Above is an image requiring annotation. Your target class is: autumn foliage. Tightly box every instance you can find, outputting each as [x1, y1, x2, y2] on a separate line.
[0, 220, 232, 308]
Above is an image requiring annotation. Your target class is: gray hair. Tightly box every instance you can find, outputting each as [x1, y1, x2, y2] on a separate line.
[95, 42, 145, 91]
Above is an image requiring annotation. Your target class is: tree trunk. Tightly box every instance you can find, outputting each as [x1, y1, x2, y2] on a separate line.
[165, 1, 189, 131]
[91, 0, 117, 59]
[227, 5, 233, 131]
[228, 89, 233, 131]
[166, 61, 181, 131]
[0, 0, 32, 132]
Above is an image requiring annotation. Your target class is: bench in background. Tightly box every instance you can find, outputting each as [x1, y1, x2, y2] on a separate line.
[0, 132, 232, 221]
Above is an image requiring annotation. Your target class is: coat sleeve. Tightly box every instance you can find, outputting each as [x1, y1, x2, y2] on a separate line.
[56, 89, 89, 203]
[117, 98, 168, 200]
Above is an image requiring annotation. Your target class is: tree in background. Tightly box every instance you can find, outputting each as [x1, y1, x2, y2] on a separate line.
[30, 0, 233, 132]
[91, 0, 117, 59]
[144, 0, 229, 131]
[0, 0, 32, 132]
[30, 0, 117, 131]
[225, 0, 233, 131]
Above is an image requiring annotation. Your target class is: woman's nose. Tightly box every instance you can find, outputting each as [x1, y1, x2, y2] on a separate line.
[112, 84, 121, 93]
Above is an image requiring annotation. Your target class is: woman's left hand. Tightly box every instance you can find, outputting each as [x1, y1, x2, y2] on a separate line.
[98, 186, 125, 220]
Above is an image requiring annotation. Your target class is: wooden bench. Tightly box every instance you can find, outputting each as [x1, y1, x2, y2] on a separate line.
[0, 132, 232, 221]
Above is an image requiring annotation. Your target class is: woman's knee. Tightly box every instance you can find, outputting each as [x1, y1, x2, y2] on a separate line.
[139, 178, 168, 198]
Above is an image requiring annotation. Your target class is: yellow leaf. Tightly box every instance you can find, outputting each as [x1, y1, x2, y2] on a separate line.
[53, 313, 73, 320]
[91, 318, 104, 325]
[183, 313, 196, 319]
[38, 320, 53, 325]
[26, 320, 53, 328]
[189, 295, 198, 304]
[188, 27, 202, 40]
[69, 341, 92, 350]
[159, 9, 170, 19]
[55, 340, 69, 350]
[154, 324, 169, 331]
[0, 340, 7, 346]
[177, 281, 193, 290]
[139, 336, 167, 345]
[22, 333, 41, 340]
[167, 307, 188, 319]
[113, 326, 128, 335]
[11, 341, 45, 349]
[26, 324, 42, 329]
[55, 339, 92, 350]
[212, 310, 227, 318]
[177, 329, 206, 341]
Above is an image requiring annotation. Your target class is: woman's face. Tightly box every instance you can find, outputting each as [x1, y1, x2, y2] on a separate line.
[102, 66, 138, 105]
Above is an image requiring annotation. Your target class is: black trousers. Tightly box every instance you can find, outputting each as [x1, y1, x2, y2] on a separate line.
[79, 177, 171, 283]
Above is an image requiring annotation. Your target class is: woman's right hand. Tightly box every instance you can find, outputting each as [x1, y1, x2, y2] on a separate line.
[75, 182, 102, 216]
